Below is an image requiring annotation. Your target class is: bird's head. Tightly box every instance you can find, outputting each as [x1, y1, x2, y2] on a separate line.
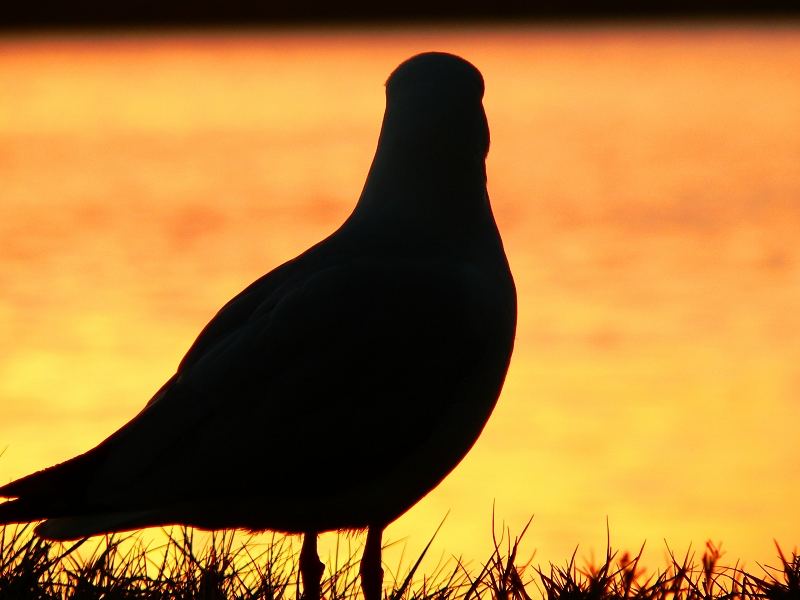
[349, 52, 493, 236]
[382, 52, 489, 165]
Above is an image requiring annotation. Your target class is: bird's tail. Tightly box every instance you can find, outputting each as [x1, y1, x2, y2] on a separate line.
[0, 497, 51, 526]
[0, 497, 155, 541]
[34, 512, 155, 541]
[0, 451, 103, 534]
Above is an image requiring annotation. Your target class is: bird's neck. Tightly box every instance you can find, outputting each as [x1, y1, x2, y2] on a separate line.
[343, 144, 493, 253]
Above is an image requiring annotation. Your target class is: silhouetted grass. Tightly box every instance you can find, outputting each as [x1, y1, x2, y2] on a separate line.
[0, 521, 796, 600]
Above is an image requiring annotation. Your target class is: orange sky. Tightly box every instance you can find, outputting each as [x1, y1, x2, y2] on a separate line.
[1, 24, 799, 573]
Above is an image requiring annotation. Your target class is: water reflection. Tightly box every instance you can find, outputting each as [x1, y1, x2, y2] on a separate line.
[0, 24, 798, 568]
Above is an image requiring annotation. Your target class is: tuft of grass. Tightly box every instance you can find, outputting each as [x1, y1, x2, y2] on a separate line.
[0, 521, 796, 600]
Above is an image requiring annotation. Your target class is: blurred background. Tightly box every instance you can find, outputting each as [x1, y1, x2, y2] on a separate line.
[1, 1, 799, 574]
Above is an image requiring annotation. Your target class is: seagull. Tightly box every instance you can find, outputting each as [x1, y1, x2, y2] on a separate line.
[0, 51, 516, 600]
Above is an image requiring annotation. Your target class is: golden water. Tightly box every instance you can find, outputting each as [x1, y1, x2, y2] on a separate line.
[1, 24, 799, 570]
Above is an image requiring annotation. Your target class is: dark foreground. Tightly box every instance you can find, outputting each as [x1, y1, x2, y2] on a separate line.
[0, 522, 797, 600]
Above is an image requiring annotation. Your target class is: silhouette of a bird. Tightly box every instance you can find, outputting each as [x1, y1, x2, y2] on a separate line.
[0, 52, 516, 600]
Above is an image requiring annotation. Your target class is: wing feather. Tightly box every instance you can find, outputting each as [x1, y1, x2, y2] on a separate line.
[3, 255, 483, 525]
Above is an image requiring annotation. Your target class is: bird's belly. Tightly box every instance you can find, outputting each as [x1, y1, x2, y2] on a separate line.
[255, 366, 506, 533]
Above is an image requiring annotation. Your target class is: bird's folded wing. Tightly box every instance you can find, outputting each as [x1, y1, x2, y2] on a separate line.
[70, 257, 483, 509]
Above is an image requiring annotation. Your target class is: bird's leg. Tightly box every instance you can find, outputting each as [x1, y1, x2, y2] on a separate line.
[300, 531, 324, 600]
[360, 526, 383, 600]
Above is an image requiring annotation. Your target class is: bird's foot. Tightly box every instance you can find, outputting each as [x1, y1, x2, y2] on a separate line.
[301, 531, 325, 600]
[360, 527, 383, 600]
